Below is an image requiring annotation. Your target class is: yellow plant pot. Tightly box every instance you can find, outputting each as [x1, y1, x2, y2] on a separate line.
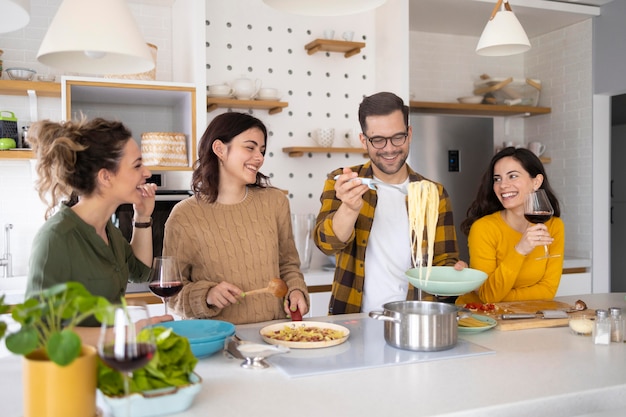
[23, 345, 97, 417]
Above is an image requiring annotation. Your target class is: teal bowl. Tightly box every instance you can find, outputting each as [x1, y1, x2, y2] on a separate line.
[159, 319, 235, 358]
[405, 266, 488, 296]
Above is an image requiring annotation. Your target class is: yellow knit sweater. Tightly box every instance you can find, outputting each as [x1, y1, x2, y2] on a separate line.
[163, 187, 309, 324]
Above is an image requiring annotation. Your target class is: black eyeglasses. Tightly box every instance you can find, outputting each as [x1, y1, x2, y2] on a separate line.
[363, 132, 408, 149]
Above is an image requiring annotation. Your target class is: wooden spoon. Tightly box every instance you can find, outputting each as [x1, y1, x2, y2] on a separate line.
[244, 278, 288, 298]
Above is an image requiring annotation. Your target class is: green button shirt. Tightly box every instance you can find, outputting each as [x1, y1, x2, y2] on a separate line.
[27, 205, 151, 325]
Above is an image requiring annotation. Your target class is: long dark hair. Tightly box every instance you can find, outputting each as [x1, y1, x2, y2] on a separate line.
[461, 147, 560, 235]
[192, 112, 270, 202]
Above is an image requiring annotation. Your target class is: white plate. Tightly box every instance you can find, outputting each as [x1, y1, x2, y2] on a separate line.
[260, 321, 350, 349]
[207, 93, 232, 98]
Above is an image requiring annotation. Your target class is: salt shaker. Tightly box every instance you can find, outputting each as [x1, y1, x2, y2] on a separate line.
[609, 307, 623, 343]
[593, 309, 610, 345]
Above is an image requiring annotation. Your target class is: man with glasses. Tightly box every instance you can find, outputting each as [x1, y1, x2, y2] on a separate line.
[313, 92, 465, 315]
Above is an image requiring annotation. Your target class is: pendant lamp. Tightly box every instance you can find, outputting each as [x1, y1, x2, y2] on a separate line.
[262, 0, 386, 16]
[476, 0, 530, 57]
[0, 0, 30, 33]
[37, 0, 154, 74]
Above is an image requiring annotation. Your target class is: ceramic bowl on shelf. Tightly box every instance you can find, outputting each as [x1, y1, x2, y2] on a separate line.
[457, 96, 484, 104]
[36, 74, 56, 82]
[6, 67, 36, 81]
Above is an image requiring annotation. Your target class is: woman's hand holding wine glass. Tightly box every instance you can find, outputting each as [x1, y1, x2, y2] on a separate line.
[523, 189, 560, 260]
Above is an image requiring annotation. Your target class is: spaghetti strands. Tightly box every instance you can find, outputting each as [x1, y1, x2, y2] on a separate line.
[407, 180, 439, 282]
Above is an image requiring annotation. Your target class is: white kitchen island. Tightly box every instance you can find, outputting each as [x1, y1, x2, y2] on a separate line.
[1, 293, 625, 417]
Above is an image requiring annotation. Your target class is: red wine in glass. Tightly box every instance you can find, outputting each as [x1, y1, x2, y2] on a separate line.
[524, 212, 552, 224]
[524, 190, 560, 260]
[149, 282, 183, 299]
[100, 342, 156, 373]
[149, 256, 183, 314]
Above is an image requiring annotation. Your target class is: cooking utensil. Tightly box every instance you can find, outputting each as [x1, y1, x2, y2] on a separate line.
[369, 301, 458, 352]
[243, 278, 288, 298]
[332, 175, 407, 194]
[290, 306, 303, 321]
[501, 310, 569, 320]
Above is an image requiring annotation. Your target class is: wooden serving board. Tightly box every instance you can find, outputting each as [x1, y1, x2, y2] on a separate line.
[472, 300, 590, 331]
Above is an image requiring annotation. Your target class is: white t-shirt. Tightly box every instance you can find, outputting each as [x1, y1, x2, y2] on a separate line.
[361, 177, 412, 313]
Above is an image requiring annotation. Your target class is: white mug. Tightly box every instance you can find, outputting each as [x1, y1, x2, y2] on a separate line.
[324, 29, 335, 40]
[342, 31, 355, 42]
[503, 141, 515, 148]
[529, 142, 546, 157]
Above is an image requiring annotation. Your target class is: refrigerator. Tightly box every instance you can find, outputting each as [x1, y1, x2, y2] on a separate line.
[408, 113, 494, 262]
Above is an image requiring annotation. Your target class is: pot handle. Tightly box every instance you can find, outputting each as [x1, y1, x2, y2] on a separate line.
[368, 311, 400, 323]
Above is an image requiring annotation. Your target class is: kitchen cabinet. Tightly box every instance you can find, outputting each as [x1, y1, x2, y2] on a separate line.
[63, 77, 197, 171]
[557, 267, 592, 297]
[304, 39, 366, 58]
[206, 97, 288, 115]
[282, 146, 367, 157]
[409, 101, 551, 118]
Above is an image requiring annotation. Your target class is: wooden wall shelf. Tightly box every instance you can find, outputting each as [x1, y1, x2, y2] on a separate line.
[304, 39, 366, 58]
[283, 146, 367, 157]
[0, 80, 61, 97]
[0, 150, 34, 159]
[409, 101, 551, 117]
[207, 97, 288, 115]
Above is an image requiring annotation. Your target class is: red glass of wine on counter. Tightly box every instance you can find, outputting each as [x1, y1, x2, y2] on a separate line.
[98, 301, 156, 417]
[149, 256, 183, 314]
[524, 189, 560, 260]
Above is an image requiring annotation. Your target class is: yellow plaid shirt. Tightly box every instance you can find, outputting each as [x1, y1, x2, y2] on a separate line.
[314, 162, 460, 314]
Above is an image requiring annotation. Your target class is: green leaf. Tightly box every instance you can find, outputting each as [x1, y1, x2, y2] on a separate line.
[46, 329, 82, 366]
[5, 325, 39, 355]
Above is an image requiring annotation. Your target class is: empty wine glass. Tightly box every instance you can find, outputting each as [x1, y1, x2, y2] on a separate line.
[148, 256, 183, 314]
[98, 300, 156, 417]
[524, 189, 560, 260]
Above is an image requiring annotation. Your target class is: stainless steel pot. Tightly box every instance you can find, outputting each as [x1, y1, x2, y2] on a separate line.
[369, 301, 458, 351]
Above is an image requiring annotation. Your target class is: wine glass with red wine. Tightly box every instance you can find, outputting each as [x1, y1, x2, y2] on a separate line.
[98, 301, 156, 417]
[524, 189, 560, 260]
[148, 256, 183, 315]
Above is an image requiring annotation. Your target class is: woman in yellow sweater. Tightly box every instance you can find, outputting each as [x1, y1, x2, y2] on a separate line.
[457, 147, 564, 304]
[163, 112, 309, 324]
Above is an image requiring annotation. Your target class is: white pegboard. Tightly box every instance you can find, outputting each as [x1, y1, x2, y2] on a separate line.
[204, 0, 378, 218]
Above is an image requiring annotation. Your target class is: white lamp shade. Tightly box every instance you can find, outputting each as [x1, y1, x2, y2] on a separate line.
[263, 0, 386, 16]
[0, 0, 30, 33]
[476, 10, 530, 57]
[37, 0, 154, 74]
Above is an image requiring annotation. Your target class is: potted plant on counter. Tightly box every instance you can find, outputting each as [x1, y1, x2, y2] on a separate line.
[0, 282, 111, 417]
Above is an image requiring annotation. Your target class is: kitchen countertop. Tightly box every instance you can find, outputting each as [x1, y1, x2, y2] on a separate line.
[1, 293, 625, 417]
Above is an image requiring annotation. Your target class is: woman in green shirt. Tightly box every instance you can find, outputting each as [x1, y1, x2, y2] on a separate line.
[26, 117, 172, 343]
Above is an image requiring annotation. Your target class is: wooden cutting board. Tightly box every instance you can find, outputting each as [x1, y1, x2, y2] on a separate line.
[472, 300, 590, 331]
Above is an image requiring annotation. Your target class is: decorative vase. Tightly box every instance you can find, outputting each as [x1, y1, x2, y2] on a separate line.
[22, 345, 98, 417]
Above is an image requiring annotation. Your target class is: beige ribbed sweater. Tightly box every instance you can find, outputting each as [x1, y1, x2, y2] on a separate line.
[163, 186, 309, 324]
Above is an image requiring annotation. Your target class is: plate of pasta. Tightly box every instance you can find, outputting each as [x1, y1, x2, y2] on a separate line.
[457, 314, 497, 333]
[260, 321, 350, 349]
[405, 266, 488, 296]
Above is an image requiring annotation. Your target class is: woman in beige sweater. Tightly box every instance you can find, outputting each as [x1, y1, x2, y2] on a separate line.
[163, 112, 309, 324]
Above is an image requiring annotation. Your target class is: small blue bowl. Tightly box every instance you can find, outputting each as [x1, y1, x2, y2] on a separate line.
[159, 319, 235, 343]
